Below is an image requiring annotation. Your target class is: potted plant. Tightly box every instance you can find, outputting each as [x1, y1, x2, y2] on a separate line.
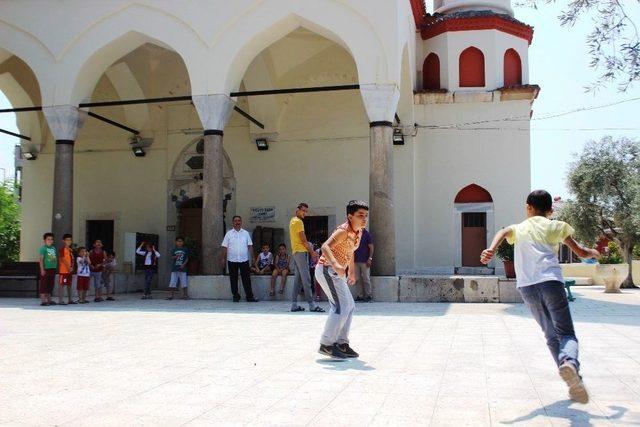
[497, 239, 515, 279]
[596, 242, 629, 293]
[183, 237, 201, 275]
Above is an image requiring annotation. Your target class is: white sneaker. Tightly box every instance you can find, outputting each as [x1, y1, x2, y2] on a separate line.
[559, 361, 589, 404]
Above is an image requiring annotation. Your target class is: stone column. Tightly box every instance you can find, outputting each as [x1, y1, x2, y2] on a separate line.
[360, 84, 400, 276]
[193, 95, 235, 275]
[42, 106, 86, 245]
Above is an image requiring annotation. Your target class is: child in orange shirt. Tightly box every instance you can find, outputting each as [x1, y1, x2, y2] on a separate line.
[57, 234, 76, 305]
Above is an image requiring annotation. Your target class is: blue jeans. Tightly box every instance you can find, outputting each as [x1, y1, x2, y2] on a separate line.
[519, 281, 580, 370]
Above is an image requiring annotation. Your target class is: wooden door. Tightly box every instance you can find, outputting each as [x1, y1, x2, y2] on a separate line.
[461, 212, 486, 267]
[179, 207, 202, 274]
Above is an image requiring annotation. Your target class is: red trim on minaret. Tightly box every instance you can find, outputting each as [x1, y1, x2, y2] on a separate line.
[410, 0, 427, 27]
[421, 16, 534, 45]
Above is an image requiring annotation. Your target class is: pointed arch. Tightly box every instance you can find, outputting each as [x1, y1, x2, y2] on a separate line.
[459, 47, 485, 88]
[503, 48, 522, 86]
[423, 53, 441, 90]
[454, 184, 493, 204]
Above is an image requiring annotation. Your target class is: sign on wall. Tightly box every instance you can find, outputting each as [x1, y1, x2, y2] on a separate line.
[250, 206, 276, 223]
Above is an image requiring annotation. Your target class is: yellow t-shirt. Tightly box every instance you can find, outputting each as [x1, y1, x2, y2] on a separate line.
[506, 216, 574, 288]
[289, 217, 307, 254]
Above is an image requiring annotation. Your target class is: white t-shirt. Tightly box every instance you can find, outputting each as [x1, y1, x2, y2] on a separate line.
[506, 216, 574, 288]
[136, 248, 161, 265]
[77, 256, 91, 277]
[221, 228, 253, 262]
[257, 252, 274, 269]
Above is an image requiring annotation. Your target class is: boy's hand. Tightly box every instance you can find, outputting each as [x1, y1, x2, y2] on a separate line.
[40, 269, 46, 277]
[480, 249, 494, 265]
[334, 264, 346, 277]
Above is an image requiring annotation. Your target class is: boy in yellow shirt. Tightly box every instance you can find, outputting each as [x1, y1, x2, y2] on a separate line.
[481, 190, 600, 404]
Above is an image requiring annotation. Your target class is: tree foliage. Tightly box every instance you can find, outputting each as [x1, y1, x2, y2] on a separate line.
[557, 136, 640, 286]
[0, 182, 20, 262]
[519, 1, 640, 92]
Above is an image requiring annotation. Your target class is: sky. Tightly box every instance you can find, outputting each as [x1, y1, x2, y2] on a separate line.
[1, 2, 639, 197]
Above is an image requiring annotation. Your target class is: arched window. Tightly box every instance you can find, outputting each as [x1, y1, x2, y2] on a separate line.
[503, 48, 522, 86]
[454, 184, 493, 204]
[459, 47, 485, 87]
[423, 53, 441, 90]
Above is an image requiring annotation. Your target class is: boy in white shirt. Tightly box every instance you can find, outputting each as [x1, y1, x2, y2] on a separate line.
[136, 242, 160, 299]
[481, 190, 600, 404]
[251, 243, 274, 275]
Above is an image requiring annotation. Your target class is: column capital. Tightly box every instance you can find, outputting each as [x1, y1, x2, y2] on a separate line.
[359, 84, 400, 124]
[193, 94, 236, 132]
[42, 105, 86, 141]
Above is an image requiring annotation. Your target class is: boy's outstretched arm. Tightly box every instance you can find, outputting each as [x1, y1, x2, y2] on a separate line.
[480, 228, 513, 265]
[563, 236, 601, 260]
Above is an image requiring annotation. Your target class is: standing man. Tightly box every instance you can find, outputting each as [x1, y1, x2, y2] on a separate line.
[221, 216, 258, 302]
[289, 203, 325, 313]
[354, 228, 374, 302]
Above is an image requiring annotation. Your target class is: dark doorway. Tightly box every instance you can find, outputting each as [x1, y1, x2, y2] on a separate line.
[86, 220, 114, 252]
[178, 198, 202, 275]
[461, 212, 486, 267]
[303, 216, 329, 247]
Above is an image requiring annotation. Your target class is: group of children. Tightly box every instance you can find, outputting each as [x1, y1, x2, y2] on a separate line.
[38, 234, 116, 306]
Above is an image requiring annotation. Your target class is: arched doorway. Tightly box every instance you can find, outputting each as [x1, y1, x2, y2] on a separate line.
[169, 138, 235, 274]
[454, 184, 494, 271]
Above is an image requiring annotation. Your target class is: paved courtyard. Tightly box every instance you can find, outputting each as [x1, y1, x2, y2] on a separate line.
[1, 286, 639, 426]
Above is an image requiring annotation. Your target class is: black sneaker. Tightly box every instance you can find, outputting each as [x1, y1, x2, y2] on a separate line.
[364, 296, 373, 303]
[355, 296, 364, 302]
[337, 343, 359, 358]
[232, 297, 241, 303]
[246, 298, 259, 302]
[318, 344, 348, 359]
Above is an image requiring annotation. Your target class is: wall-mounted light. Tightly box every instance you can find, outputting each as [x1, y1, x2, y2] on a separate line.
[255, 138, 269, 151]
[131, 146, 146, 157]
[22, 151, 37, 160]
[393, 128, 405, 145]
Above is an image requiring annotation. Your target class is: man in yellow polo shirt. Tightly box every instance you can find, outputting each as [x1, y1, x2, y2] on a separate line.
[289, 203, 324, 313]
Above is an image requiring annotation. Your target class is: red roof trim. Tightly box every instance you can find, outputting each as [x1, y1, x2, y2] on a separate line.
[410, 0, 427, 27]
[421, 16, 534, 45]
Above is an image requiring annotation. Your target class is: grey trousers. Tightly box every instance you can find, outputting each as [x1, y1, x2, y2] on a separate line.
[315, 265, 355, 346]
[291, 252, 316, 310]
[353, 262, 371, 297]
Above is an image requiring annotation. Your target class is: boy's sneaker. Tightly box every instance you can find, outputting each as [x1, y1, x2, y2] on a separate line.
[559, 361, 589, 404]
[318, 344, 348, 359]
[337, 343, 359, 358]
[106, 297, 115, 301]
[355, 296, 364, 302]
[364, 296, 372, 303]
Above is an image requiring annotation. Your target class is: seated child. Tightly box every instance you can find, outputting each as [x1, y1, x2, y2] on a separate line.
[270, 244, 290, 296]
[252, 243, 273, 275]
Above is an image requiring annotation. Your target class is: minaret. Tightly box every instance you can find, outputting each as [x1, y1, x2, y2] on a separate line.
[418, 0, 533, 92]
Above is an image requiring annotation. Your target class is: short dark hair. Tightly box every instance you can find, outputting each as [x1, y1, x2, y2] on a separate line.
[175, 236, 184, 242]
[297, 203, 309, 210]
[109, 251, 116, 257]
[77, 246, 87, 253]
[278, 243, 286, 248]
[526, 190, 553, 213]
[347, 200, 369, 216]
[63, 234, 72, 240]
[232, 215, 242, 221]
[261, 242, 270, 247]
[93, 239, 102, 244]
[43, 232, 54, 240]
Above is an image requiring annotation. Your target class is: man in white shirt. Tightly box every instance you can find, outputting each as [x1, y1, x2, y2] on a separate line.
[221, 216, 258, 302]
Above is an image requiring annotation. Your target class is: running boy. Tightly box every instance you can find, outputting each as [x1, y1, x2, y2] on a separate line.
[167, 237, 189, 300]
[315, 200, 368, 359]
[76, 247, 91, 304]
[38, 233, 57, 306]
[57, 234, 76, 305]
[481, 190, 600, 404]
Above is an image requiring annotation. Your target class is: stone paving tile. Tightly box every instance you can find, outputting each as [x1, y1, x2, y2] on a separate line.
[0, 286, 639, 426]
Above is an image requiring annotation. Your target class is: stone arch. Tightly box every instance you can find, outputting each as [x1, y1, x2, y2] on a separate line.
[54, 4, 205, 104]
[201, 1, 390, 94]
[459, 46, 485, 88]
